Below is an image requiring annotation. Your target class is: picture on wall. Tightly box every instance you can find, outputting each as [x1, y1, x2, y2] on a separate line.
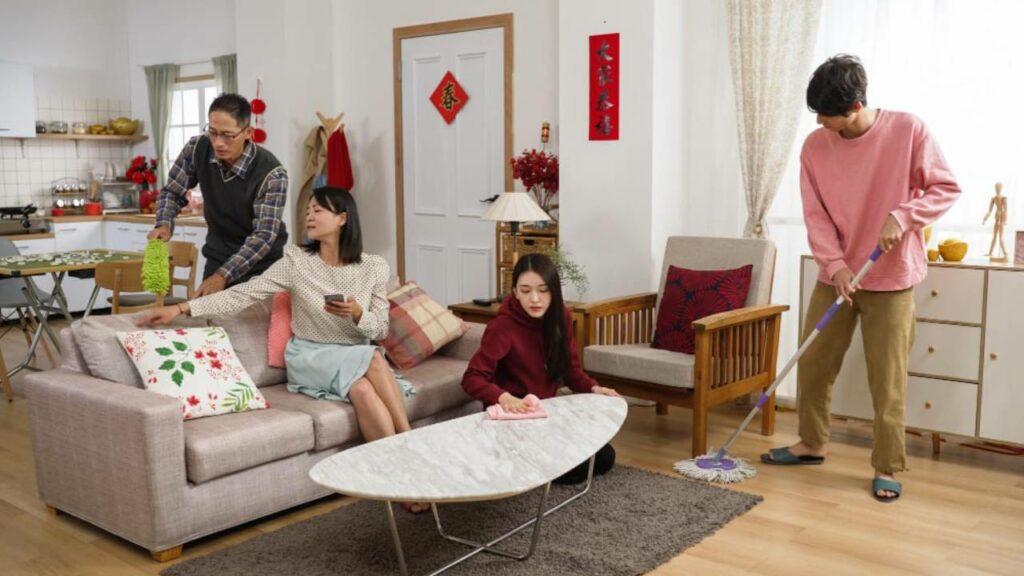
[589, 32, 619, 141]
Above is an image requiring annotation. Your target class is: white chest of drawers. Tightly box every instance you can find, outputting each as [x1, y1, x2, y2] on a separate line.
[800, 257, 1024, 446]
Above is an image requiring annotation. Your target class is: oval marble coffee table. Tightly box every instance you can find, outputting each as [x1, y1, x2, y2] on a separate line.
[309, 393, 627, 576]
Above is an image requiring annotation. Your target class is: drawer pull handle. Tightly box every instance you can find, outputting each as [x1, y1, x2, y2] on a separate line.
[990, 352, 998, 360]
[931, 289, 939, 297]
[927, 346, 935, 353]
[924, 401, 933, 409]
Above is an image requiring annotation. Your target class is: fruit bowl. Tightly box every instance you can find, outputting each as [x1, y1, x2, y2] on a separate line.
[109, 117, 140, 136]
[938, 239, 968, 262]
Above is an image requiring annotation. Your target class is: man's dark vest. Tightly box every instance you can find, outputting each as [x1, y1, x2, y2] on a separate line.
[194, 135, 288, 282]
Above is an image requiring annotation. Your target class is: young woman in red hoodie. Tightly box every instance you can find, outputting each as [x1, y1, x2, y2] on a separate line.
[462, 253, 620, 484]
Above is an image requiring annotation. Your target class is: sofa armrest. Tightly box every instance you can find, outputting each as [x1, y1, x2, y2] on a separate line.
[437, 322, 486, 362]
[25, 369, 187, 551]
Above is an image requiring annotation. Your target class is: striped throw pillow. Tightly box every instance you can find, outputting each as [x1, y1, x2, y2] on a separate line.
[382, 282, 468, 369]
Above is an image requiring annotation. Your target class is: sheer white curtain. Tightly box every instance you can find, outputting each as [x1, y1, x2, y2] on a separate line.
[768, 0, 1024, 398]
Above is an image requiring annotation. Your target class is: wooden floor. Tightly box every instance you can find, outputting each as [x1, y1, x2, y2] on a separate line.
[1, 320, 1022, 575]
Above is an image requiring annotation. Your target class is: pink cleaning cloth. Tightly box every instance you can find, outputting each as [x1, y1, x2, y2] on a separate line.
[486, 394, 548, 420]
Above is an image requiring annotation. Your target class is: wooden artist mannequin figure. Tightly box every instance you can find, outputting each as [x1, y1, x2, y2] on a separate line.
[983, 182, 1008, 261]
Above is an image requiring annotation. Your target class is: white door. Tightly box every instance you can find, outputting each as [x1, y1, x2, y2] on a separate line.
[980, 270, 1024, 443]
[401, 28, 504, 306]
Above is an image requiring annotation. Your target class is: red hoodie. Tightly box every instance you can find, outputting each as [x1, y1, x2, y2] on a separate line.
[462, 295, 596, 406]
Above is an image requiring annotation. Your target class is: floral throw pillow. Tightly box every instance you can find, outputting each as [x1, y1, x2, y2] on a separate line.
[116, 326, 269, 420]
[651, 264, 753, 355]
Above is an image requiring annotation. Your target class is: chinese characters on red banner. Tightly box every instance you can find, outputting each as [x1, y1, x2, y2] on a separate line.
[429, 71, 469, 124]
[589, 33, 619, 140]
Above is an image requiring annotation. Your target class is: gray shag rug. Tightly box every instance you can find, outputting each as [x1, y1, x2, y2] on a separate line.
[161, 466, 761, 576]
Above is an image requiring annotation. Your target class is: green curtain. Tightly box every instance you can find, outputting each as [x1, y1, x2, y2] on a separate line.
[144, 63, 179, 187]
[212, 53, 238, 95]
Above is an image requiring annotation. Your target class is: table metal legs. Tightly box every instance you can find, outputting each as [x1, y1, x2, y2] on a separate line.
[382, 455, 596, 576]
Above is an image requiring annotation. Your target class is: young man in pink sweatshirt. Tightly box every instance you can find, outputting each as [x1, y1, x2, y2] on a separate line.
[761, 55, 960, 502]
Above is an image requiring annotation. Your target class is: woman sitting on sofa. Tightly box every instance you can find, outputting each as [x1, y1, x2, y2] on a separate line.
[144, 187, 426, 510]
[462, 253, 621, 484]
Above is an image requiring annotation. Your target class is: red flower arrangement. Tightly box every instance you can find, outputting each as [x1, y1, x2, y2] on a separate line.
[510, 149, 558, 214]
[126, 155, 158, 189]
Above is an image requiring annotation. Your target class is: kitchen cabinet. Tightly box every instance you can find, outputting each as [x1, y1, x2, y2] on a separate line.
[800, 256, 1024, 447]
[0, 62, 35, 138]
[53, 221, 105, 312]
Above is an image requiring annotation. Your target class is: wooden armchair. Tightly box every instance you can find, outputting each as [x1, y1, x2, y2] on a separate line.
[575, 236, 788, 457]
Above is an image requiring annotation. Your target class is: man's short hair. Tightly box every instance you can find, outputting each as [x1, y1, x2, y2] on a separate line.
[806, 54, 868, 116]
[208, 93, 252, 128]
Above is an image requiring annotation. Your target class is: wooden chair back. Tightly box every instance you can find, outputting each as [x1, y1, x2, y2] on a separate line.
[94, 261, 164, 314]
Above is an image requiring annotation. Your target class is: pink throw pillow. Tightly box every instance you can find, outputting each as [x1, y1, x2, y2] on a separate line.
[267, 292, 293, 368]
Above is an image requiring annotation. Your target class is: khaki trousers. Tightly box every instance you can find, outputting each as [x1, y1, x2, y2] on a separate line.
[798, 282, 915, 474]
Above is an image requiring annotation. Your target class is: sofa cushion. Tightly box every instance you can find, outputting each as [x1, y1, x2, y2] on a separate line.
[117, 327, 269, 420]
[651, 264, 752, 354]
[208, 298, 288, 387]
[259, 356, 476, 451]
[71, 312, 208, 387]
[584, 344, 695, 389]
[184, 403, 314, 484]
[382, 282, 468, 369]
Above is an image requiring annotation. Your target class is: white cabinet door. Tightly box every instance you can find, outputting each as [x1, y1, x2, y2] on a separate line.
[0, 62, 36, 138]
[980, 270, 1024, 444]
[104, 222, 135, 251]
[53, 221, 105, 312]
[177, 225, 207, 281]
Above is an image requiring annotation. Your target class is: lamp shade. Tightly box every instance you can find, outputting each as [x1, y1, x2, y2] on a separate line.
[480, 192, 551, 223]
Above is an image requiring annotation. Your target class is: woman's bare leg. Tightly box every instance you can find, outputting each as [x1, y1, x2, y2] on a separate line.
[363, 352, 413, 433]
[348, 378, 396, 441]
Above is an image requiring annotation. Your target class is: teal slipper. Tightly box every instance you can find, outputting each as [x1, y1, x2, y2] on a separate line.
[872, 478, 902, 503]
[760, 446, 825, 466]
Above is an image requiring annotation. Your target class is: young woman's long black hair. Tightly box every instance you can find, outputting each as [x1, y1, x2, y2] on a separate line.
[303, 186, 362, 264]
[512, 253, 569, 383]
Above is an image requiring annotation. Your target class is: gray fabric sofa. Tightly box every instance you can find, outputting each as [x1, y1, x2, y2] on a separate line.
[24, 300, 483, 561]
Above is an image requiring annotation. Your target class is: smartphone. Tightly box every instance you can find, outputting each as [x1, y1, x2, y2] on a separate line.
[323, 293, 347, 303]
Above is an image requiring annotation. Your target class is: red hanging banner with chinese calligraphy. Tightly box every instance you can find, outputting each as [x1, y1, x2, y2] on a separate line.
[589, 33, 619, 141]
[429, 71, 469, 124]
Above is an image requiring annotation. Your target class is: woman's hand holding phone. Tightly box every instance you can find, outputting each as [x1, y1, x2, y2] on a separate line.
[324, 294, 363, 323]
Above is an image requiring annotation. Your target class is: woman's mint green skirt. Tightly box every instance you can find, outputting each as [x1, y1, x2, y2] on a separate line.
[284, 337, 415, 402]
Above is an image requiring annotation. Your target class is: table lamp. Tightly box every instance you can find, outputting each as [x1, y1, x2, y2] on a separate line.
[477, 192, 551, 304]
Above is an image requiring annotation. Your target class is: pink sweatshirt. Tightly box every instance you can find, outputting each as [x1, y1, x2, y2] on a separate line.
[801, 110, 961, 291]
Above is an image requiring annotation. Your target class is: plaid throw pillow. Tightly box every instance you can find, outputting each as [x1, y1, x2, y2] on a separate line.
[382, 282, 468, 369]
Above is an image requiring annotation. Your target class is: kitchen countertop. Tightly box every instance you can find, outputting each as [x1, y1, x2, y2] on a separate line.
[48, 214, 207, 227]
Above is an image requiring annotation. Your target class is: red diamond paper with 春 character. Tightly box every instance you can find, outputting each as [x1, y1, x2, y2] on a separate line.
[429, 71, 469, 124]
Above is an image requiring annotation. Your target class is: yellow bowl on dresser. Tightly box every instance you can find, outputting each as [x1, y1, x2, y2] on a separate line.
[938, 240, 968, 262]
[927, 248, 940, 262]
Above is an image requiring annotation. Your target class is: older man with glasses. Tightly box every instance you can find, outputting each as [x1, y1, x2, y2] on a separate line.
[148, 93, 289, 296]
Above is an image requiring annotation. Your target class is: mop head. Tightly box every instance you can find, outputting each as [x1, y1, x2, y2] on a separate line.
[142, 239, 170, 295]
[674, 451, 757, 483]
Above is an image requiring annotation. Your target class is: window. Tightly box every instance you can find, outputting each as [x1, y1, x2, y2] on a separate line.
[766, 0, 1024, 397]
[167, 79, 219, 169]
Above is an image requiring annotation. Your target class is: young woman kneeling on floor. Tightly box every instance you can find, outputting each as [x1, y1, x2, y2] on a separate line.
[461, 253, 621, 484]
[143, 186, 428, 513]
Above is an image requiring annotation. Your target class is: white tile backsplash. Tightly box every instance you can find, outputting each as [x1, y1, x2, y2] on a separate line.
[0, 95, 133, 209]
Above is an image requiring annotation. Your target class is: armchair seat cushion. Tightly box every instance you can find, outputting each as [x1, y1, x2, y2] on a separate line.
[184, 403, 314, 484]
[584, 344, 695, 389]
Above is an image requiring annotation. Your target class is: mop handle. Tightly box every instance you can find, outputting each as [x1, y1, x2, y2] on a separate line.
[712, 246, 884, 461]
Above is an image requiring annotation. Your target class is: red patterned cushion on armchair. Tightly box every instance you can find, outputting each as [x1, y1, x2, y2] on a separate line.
[650, 264, 753, 354]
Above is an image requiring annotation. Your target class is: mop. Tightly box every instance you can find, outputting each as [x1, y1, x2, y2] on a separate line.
[674, 246, 883, 483]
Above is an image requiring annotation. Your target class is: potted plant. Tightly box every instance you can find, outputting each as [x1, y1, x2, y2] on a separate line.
[126, 155, 159, 213]
[542, 244, 588, 300]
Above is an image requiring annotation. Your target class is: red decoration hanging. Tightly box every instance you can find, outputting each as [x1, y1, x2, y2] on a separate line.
[429, 71, 469, 124]
[589, 33, 619, 141]
[251, 78, 267, 143]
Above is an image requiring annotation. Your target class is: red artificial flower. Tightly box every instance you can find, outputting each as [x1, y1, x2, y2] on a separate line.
[187, 395, 200, 406]
[207, 350, 218, 359]
[210, 360, 223, 370]
[194, 351, 204, 359]
[146, 173, 156, 184]
[130, 171, 144, 184]
[510, 149, 559, 211]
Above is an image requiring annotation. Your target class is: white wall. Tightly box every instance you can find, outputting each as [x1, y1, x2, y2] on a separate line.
[126, 0, 236, 159]
[0, 0, 130, 99]
[558, 0, 656, 300]
[332, 0, 559, 264]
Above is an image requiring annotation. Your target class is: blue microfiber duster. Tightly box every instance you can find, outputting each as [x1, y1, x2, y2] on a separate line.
[142, 239, 170, 295]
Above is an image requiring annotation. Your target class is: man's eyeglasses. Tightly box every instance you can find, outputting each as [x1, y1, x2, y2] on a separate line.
[204, 124, 249, 143]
